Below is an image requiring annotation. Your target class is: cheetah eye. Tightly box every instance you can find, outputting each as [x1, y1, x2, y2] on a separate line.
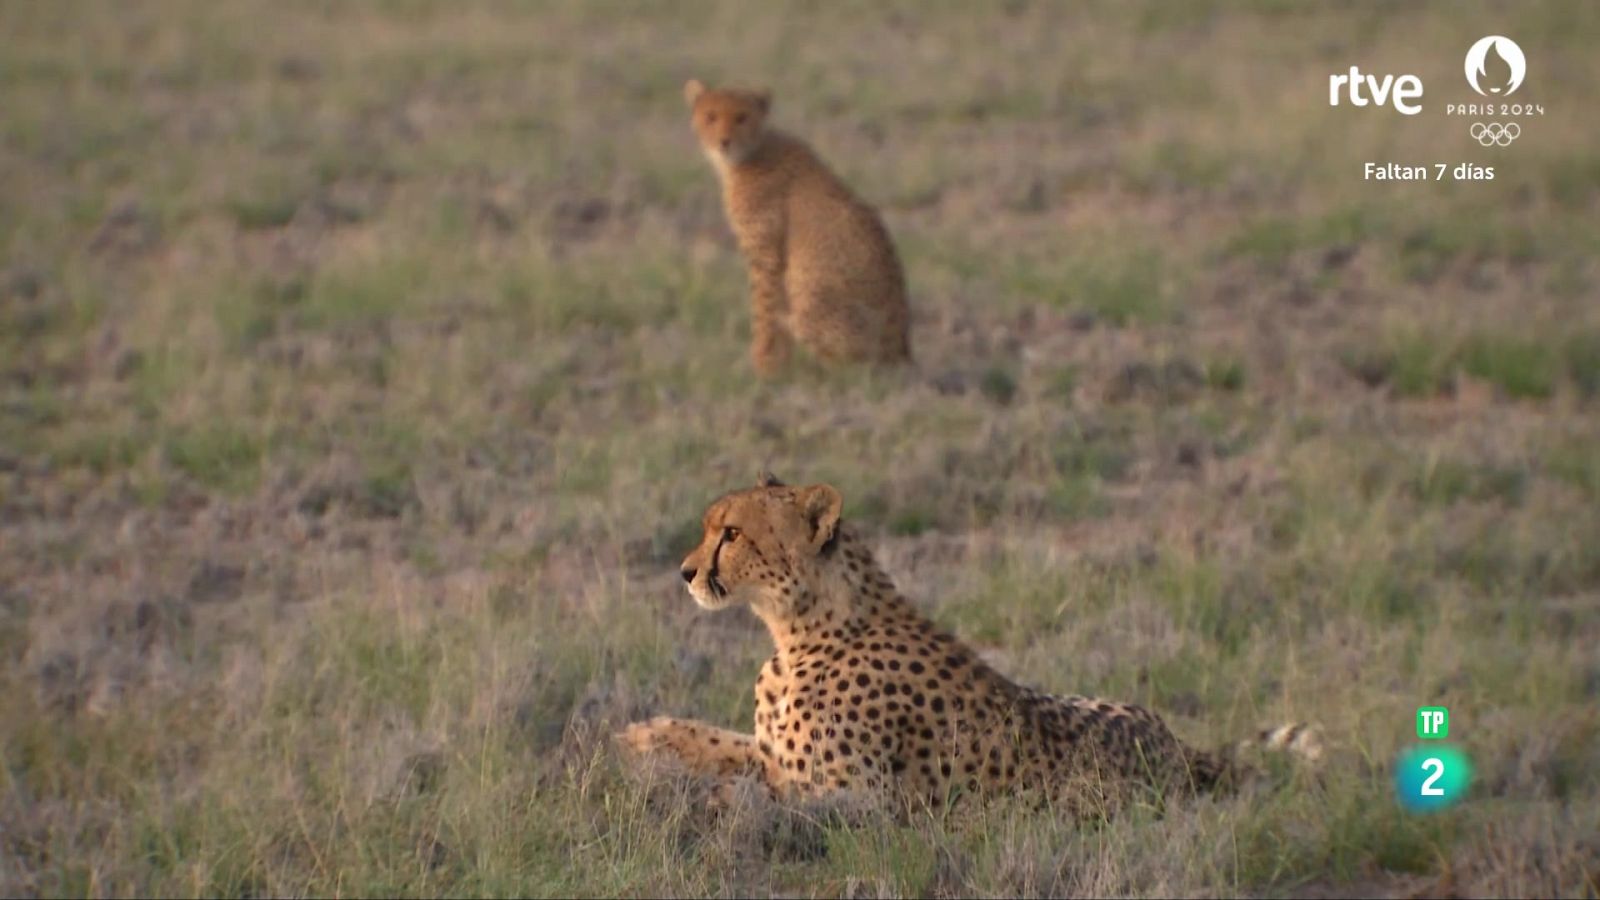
[723, 526, 741, 543]
[735, 112, 747, 125]
[705, 112, 718, 125]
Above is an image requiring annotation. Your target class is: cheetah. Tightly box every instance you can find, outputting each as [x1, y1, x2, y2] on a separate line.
[619, 474, 1319, 812]
[684, 80, 912, 376]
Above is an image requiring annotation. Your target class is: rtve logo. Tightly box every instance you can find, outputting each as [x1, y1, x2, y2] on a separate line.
[1328, 67, 1424, 116]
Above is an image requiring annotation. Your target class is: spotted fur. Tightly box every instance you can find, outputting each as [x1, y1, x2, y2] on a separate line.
[619, 476, 1317, 810]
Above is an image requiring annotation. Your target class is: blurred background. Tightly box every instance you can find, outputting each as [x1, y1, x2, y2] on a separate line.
[2, 2, 1597, 896]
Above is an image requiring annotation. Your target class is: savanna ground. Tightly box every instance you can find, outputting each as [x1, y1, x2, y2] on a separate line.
[3, 1, 1599, 896]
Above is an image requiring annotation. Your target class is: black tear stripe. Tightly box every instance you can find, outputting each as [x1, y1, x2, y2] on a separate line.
[710, 533, 727, 595]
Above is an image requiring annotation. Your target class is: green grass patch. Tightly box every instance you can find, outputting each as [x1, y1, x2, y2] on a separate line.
[1395, 220, 1539, 283]
[815, 823, 940, 896]
[1222, 208, 1371, 269]
[1046, 365, 1079, 399]
[498, 254, 734, 336]
[1232, 776, 1455, 885]
[1125, 139, 1231, 192]
[977, 366, 1018, 405]
[1460, 335, 1560, 400]
[1040, 420, 1129, 519]
[1564, 331, 1600, 398]
[1375, 330, 1454, 397]
[1411, 457, 1528, 506]
[164, 423, 265, 494]
[1545, 152, 1600, 210]
[1006, 246, 1175, 326]
[888, 505, 937, 536]
[50, 425, 148, 475]
[1150, 555, 1262, 653]
[129, 345, 204, 419]
[223, 173, 307, 230]
[940, 564, 1077, 646]
[296, 257, 431, 331]
[213, 277, 307, 350]
[1344, 329, 1586, 399]
[1205, 357, 1246, 391]
[286, 606, 453, 723]
[1544, 437, 1600, 500]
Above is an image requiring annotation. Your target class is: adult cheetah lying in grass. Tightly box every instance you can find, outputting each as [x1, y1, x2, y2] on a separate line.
[620, 475, 1319, 812]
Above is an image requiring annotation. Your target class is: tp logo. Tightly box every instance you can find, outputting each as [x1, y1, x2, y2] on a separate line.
[1416, 706, 1448, 739]
[1464, 35, 1525, 96]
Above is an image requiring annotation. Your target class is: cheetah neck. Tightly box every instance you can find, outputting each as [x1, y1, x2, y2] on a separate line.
[752, 529, 926, 656]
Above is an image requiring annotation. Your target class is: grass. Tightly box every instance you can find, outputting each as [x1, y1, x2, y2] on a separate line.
[1222, 209, 1372, 271]
[1342, 326, 1600, 400]
[224, 171, 310, 230]
[163, 423, 266, 495]
[3, 1, 1600, 897]
[1004, 245, 1176, 326]
[1459, 336, 1562, 400]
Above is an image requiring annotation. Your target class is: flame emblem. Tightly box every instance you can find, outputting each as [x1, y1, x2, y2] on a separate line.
[1464, 35, 1526, 97]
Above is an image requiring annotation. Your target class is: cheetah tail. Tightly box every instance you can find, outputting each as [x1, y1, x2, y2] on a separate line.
[1185, 722, 1322, 793]
[1242, 722, 1323, 763]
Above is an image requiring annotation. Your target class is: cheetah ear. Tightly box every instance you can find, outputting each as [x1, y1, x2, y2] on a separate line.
[684, 79, 706, 107]
[757, 469, 785, 488]
[753, 88, 771, 115]
[798, 484, 842, 553]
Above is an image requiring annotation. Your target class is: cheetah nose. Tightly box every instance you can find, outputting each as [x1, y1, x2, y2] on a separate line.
[681, 566, 697, 584]
[719, 138, 731, 150]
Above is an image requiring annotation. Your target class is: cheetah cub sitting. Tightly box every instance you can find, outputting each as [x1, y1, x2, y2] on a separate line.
[685, 80, 912, 376]
[620, 475, 1320, 812]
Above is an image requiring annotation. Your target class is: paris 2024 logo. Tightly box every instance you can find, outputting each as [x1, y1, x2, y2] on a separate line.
[1463, 35, 1525, 97]
[1448, 34, 1544, 123]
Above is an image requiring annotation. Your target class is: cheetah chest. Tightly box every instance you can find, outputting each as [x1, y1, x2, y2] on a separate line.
[752, 652, 877, 782]
[752, 658, 793, 748]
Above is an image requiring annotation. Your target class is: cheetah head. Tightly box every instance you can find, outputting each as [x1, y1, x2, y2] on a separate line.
[679, 472, 842, 612]
[684, 79, 771, 167]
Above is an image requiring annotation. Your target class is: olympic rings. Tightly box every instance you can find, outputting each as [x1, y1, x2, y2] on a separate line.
[1469, 122, 1521, 147]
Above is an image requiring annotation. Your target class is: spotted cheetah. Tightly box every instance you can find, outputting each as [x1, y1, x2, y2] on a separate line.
[620, 475, 1320, 811]
[684, 80, 912, 376]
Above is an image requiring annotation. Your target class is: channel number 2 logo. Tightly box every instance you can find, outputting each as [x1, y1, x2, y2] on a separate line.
[1395, 746, 1471, 812]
